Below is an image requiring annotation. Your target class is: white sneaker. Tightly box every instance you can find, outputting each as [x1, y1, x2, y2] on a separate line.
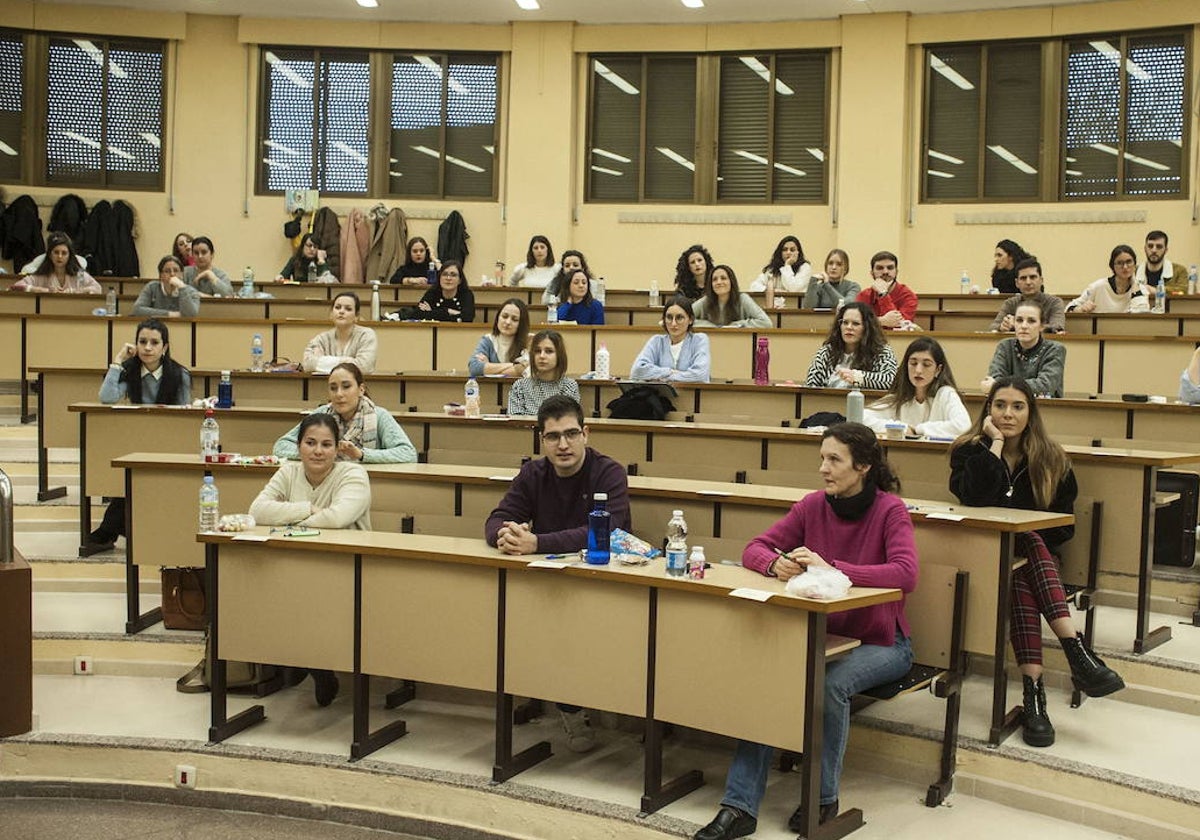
[558, 709, 596, 753]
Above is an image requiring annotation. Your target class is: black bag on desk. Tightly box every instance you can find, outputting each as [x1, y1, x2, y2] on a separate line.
[607, 384, 675, 421]
[1154, 471, 1198, 568]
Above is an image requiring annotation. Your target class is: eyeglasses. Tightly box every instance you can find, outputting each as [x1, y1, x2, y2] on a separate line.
[664, 313, 690, 322]
[541, 428, 583, 444]
[1113, 259, 1136, 268]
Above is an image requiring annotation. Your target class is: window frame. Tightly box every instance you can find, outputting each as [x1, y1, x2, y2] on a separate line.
[584, 49, 832, 206]
[920, 27, 1190, 204]
[255, 45, 502, 200]
[0, 29, 167, 191]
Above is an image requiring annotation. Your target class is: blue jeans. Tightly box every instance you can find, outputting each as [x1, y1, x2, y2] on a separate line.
[721, 632, 912, 813]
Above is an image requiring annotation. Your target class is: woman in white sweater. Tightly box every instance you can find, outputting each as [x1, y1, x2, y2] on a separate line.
[1066, 245, 1149, 314]
[509, 234, 560, 289]
[302, 292, 378, 373]
[749, 235, 812, 303]
[250, 412, 372, 707]
[864, 337, 970, 439]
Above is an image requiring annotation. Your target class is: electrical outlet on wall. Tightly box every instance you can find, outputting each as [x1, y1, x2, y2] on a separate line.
[174, 764, 197, 789]
[73, 656, 93, 675]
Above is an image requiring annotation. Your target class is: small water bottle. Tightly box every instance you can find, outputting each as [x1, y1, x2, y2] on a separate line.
[649, 279, 660, 308]
[595, 276, 606, 304]
[687, 545, 706, 580]
[370, 281, 381, 321]
[105, 285, 117, 315]
[960, 270, 970, 295]
[250, 333, 264, 372]
[1189, 265, 1198, 296]
[199, 475, 220, 533]
[586, 492, 611, 565]
[1155, 280, 1166, 313]
[464, 377, 481, 418]
[665, 510, 688, 577]
[306, 262, 317, 283]
[754, 336, 770, 385]
[241, 266, 255, 298]
[427, 261, 437, 285]
[200, 409, 220, 462]
[846, 388, 864, 423]
[595, 342, 610, 380]
[217, 370, 233, 409]
[547, 294, 559, 324]
[493, 261, 505, 286]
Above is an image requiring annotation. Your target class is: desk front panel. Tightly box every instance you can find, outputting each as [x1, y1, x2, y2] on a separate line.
[757, 333, 826, 383]
[1129, 406, 1200, 441]
[0, 296, 38, 315]
[193, 322, 268, 370]
[361, 557, 497, 691]
[41, 370, 100, 448]
[504, 573, 647, 715]
[913, 524, 1001, 656]
[655, 587, 809, 753]
[1101, 340, 1184, 396]
[28, 318, 110, 369]
[133, 470, 263, 568]
[218, 543, 355, 672]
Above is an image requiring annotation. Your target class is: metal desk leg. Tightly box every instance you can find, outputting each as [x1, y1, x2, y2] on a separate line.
[1135, 465, 1171, 654]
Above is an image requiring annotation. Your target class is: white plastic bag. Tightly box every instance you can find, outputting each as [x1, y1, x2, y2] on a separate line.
[785, 565, 852, 600]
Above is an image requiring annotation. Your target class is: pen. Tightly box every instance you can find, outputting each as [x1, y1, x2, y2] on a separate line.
[544, 554, 568, 560]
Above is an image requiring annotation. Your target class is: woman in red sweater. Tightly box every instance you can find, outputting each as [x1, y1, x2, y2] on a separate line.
[695, 422, 918, 840]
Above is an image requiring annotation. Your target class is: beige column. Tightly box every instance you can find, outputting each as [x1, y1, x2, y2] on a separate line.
[835, 12, 911, 264]
[503, 21, 577, 264]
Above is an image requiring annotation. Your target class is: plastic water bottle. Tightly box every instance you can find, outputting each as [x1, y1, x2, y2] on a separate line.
[427, 261, 437, 285]
[586, 492, 611, 565]
[595, 342, 610, 380]
[370, 281, 381, 321]
[665, 510, 688, 577]
[105, 286, 117, 315]
[217, 370, 233, 409]
[649, 279, 660, 308]
[493, 261, 505, 286]
[754, 336, 770, 385]
[595, 276, 606, 304]
[960, 270, 970, 295]
[1155, 280, 1166, 314]
[687, 545, 706, 580]
[240, 267, 255, 298]
[250, 333, 264, 372]
[306, 262, 317, 283]
[1189, 265, 1198, 296]
[200, 409, 220, 462]
[199, 475, 219, 533]
[547, 294, 559, 324]
[464, 377, 481, 418]
[846, 388, 864, 423]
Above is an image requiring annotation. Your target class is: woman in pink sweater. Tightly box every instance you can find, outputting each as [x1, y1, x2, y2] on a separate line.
[694, 422, 917, 840]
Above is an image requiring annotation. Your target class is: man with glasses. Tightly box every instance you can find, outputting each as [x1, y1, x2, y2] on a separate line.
[484, 394, 631, 752]
[855, 250, 918, 329]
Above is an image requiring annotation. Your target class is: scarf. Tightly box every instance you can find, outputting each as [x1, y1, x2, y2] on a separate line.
[332, 395, 379, 457]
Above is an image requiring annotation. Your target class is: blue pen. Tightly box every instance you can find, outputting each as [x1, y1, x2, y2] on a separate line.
[544, 554, 568, 560]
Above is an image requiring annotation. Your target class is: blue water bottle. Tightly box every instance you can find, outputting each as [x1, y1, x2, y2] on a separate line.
[216, 370, 233, 409]
[586, 492, 611, 565]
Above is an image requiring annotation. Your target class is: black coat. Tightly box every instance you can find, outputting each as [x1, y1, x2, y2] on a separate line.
[49, 194, 89, 249]
[1, 195, 44, 269]
[112, 200, 140, 277]
[437, 210, 469, 268]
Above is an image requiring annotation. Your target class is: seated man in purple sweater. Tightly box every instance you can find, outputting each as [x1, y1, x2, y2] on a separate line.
[484, 393, 631, 753]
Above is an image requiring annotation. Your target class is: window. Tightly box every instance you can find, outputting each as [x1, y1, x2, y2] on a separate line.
[258, 47, 499, 198]
[389, 53, 498, 199]
[1063, 32, 1186, 198]
[259, 48, 371, 194]
[44, 37, 163, 188]
[0, 32, 165, 189]
[0, 31, 21, 182]
[923, 42, 1042, 201]
[922, 28, 1189, 202]
[586, 51, 829, 204]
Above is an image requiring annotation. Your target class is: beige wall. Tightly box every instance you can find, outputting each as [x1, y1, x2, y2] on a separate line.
[2, 2, 1197, 294]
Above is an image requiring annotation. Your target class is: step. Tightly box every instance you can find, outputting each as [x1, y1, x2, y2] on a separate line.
[33, 633, 203, 678]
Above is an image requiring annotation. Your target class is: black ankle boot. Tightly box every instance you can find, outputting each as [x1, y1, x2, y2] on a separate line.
[1021, 675, 1055, 747]
[1060, 633, 1125, 698]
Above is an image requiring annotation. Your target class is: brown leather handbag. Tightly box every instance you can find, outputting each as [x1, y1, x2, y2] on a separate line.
[161, 567, 207, 631]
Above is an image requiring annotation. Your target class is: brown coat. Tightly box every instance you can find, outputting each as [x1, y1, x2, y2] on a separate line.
[339, 208, 370, 285]
[364, 207, 408, 284]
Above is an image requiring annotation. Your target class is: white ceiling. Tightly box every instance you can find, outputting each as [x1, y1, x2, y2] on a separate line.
[36, 0, 1111, 25]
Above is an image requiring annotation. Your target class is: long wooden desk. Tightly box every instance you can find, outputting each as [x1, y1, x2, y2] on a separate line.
[75, 402, 1193, 655]
[129, 453, 1064, 745]
[10, 313, 1200, 417]
[198, 526, 899, 832]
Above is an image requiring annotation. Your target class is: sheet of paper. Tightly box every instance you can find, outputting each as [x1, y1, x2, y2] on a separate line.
[232, 534, 270, 542]
[729, 588, 775, 602]
[925, 512, 965, 522]
[527, 559, 571, 569]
